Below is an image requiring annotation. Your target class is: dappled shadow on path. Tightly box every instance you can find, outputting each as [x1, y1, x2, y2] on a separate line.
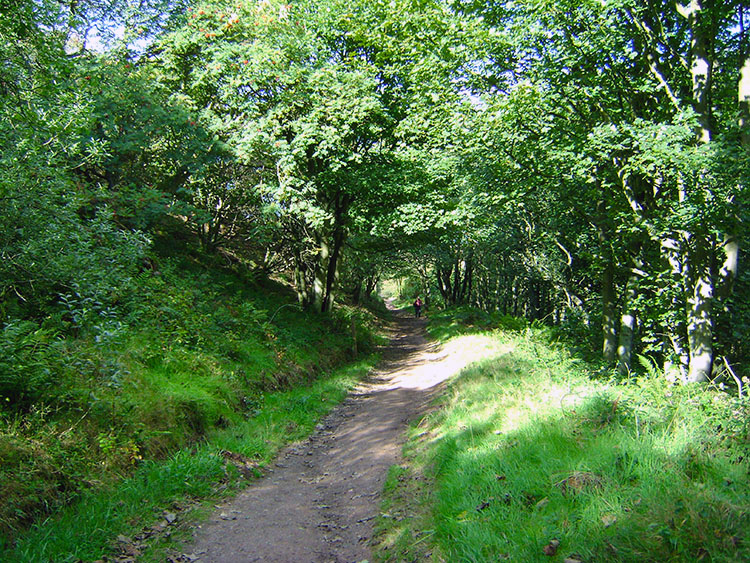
[188, 302, 474, 563]
[363, 305, 478, 391]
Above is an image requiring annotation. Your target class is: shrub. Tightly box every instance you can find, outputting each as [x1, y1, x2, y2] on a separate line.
[0, 321, 58, 410]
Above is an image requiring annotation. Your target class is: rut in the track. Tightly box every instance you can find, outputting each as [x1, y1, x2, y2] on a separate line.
[187, 306, 473, 562]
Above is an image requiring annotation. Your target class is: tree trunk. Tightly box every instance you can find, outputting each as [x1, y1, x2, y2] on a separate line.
[740, 51, 750, 146]
[294, 247, 310, 307]
[436, 265, 453, 305]
[364, 274, 378, 301]
[685, 234, 714, 382]
[459, 256, 473, 304]
[528, 281, 540, 321]
[678, 0, 715, 381]
[681, 0, 713, 143]
[715, 235, 739, 302]
[617, 268, 638, 377]
[452, 259, 460, 304]
[320, 221, 346, 313]
[601, 259, 618, 363]
[660, 236, 689, 381]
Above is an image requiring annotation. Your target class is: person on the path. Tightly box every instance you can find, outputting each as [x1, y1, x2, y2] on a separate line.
[413, 296, 423, 318]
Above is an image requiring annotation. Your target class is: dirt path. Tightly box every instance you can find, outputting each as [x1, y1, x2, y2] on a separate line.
[187, 305, 473, 562]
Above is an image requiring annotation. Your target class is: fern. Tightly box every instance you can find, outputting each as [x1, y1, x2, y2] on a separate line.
[0, 320, 57, 410]
[636, 354, 662, 379]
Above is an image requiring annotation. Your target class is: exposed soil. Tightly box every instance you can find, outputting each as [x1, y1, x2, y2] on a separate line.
[186, 304, 473, 562]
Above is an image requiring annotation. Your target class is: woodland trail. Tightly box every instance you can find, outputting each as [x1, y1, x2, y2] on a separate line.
[186, 304, 476, 562]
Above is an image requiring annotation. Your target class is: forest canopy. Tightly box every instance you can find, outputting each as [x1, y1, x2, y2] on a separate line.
[2, 0, 749, 398]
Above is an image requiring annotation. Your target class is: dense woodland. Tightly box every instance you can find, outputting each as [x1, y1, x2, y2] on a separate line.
[1, 0, 749, 554]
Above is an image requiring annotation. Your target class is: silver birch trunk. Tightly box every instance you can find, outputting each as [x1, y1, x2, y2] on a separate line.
[602, 261, 618, 363]
[617, 268, 638, 377]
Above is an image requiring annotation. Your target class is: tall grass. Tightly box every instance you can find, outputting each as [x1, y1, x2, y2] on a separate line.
[375, 313, 749, 562]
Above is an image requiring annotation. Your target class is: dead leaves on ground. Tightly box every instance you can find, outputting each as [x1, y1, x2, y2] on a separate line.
[555, 471, 603, 496]
[542, 539, 585, 563]
[220, 449, 262, 479]
[542, 538, 560, 556]
[94, 508, 188, 563]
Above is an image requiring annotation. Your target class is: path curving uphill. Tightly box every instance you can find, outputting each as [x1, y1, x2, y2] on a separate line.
[188, 304, 473, 562]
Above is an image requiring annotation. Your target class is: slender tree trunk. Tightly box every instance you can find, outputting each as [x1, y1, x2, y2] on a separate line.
[678, 0, 715, 381]
[685, 234, 714, 382]
[321, 220, 346, 313]
[681, 0, 713, 142]
[437, 265, 454, 306]
[364, 275, 378, 301]
[528, 281, 540, 321]
[495, 273, 502, 313]
[661, 237, 689, 381]
[601, 259, 618, 363]
[617, 267, 638, 377]
[740, 51, 750, 146]
[452, 259, 460, 304]
[310, 234, 328, 313]
[294, 247, 310, 307]
[716, 236, 739, 302]
[460, 256, 473, 304]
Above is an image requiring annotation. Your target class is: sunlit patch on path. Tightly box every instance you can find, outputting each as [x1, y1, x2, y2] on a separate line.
[186, 305, 502, 562]
[376, 333, 509, 391]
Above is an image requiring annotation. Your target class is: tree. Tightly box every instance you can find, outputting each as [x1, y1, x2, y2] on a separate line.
[449, 0, 749, 379]
[153, 0, 489, 312]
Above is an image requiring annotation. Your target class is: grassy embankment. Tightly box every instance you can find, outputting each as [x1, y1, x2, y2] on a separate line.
[0, 241, 385, 562]
[374, 308, 749, 562]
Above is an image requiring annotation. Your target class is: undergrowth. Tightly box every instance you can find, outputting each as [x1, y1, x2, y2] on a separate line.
[374, 309, 750, 562]
[0, 244, 384, 557]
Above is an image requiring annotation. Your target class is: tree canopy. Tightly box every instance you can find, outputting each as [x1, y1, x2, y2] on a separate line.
[2, 0, 749, 391]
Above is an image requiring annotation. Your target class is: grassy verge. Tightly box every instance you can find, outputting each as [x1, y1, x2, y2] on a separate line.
[374, 310, 750, 562]
[4, 359, 375, 562]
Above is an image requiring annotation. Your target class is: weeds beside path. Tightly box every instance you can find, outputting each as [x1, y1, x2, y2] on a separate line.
[184, 303, 485, 562]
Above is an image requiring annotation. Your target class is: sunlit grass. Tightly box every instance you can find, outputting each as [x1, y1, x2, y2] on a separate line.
[375, 317, 750, 562]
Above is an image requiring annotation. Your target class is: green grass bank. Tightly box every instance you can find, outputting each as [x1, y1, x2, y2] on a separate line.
[374, 308, 750, 562]
[0, 242, 385, 560]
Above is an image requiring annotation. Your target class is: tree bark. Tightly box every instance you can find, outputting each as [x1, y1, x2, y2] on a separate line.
[459, 256, 473, 304]
[601, 259, 618, 363]
[617, 267, 638, 377]
[321, 220, 346, 313]
[310, 235, 328, 313]
[452, 258, 460, 304]
[436, 264, 453, 305]
[364, 274, 378, 301]
[678, 0, 716, 381]
[685, 234, 714, 382]
[681, 0, 713, 142]
[294, 246, 310, 307]
[740, 52, 750, 145]
[715, 236, 739, 302]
